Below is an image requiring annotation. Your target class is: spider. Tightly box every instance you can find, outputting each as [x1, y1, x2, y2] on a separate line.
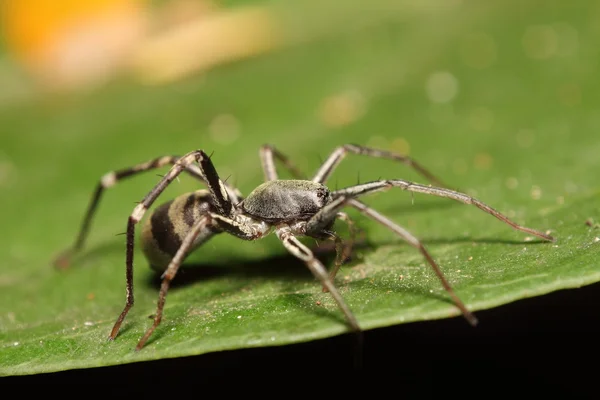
[55, 144, 554, 350]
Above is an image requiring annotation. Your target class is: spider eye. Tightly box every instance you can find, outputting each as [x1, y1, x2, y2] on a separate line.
[316, 188, 329, 201]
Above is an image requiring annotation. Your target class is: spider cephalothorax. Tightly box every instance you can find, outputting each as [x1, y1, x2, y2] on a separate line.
[55, 144, 554, 350]
[241, 180, 332, 223]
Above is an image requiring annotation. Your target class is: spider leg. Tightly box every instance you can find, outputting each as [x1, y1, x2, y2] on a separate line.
[331, 180, 554, 241]
[135, 215, 212, 350]
[209, 213, 270, 241]
[305, 195, 477, 325]
[135, 208, 271, 349]
[54, 154, 242, 269]
[276, 225, 361, 332]
[305, 180, 554, 325]
[349, 199, 478, 325]
[259, 144, 306, 181]
[312, 143, 447, 186]
[260, 145, 361, 281]
[260, 144, 362, 282]
[109, 150, 234, 341]
[323, 212, 358, 292]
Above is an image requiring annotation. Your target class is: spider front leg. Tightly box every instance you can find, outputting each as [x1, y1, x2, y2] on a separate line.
[305, 195, 479, 325]
[53, 154, 241, 269]
[332, 180, 555, 241]
[259, 144, 306, 181]
[312, 143, 448, 187]
[259, 143, 454, 277]
[322, 211, 360, 292]
[260, 145, 360, 281]
[260, 143, 449, 190]
[109, 150, 234, 342]
[309, 179, 554, 325]
[276, 225, 361, 332]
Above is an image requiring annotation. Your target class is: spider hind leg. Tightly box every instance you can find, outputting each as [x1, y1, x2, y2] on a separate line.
[53, 154, 242, 269]
[109, 150, 237, 342]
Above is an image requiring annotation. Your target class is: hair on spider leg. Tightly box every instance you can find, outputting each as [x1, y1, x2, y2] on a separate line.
[57, 143, 554, 351]
[316, 152, 324, 167]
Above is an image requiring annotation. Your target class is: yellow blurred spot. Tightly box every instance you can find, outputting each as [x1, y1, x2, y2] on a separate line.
[553, 23, 579, 57]
[522, 25, 558, 59]
[390, 138, 410, 155]
[426, 71, 459, 103]
[208, 114, 241, 145]
[2, 0, 140, 57]
[156, 0, 218, 29]
[132, 6, 281, 84]
[319, 90, 366, 128]
[530, 185, 542, 200]
[2, 0, 147, 90]
[473, 152, 493, 170]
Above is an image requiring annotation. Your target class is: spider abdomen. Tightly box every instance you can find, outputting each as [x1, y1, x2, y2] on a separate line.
[241, 180, 331, 222]
[141, 190, 219, 271]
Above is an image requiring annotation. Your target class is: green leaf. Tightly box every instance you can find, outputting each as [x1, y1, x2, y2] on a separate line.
[1, 0, 599, 376]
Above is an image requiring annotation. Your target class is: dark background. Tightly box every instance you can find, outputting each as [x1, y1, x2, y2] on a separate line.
[5, 281, 599, 396]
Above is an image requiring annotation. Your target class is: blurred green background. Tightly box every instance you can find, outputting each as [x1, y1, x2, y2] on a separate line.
[1, 0, 599, 376]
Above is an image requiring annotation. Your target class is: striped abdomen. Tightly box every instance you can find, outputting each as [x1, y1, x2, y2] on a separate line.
[141, 190, 219, 271]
